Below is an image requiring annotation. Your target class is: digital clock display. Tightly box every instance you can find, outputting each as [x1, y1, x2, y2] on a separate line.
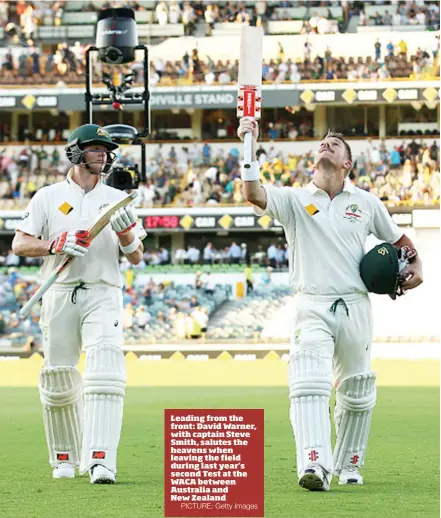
[144, 216, 180, 229]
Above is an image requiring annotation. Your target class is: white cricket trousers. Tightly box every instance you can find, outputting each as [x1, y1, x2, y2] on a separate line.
[39, 282, 126, 475]
[289, 292, 373, 381]
[40, 282, 124, 366]
[288, 292, 375, 477]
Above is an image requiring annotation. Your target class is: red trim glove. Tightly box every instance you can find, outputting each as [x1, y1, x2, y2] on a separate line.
[110, 206, 137, 236]
[48, 230, 90, 257]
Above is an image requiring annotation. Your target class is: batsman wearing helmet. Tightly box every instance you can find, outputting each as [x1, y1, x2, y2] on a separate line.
[238, 118, 423, 491]
[12, 124, 146, 484]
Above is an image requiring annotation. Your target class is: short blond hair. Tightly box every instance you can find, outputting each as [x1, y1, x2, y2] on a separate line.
[324, 130, 352, 163]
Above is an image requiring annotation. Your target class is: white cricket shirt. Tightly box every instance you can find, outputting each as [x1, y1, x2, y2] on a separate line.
[16, 170, 145, 288]
[256, 178, 403, 295]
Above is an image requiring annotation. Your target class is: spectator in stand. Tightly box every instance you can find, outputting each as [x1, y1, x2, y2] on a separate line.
[227, 242, 241, 264]
[383, 10, 392, 25]
[155, 2, 168, 24]
[433, 35, 440, 59]
[204, 273, 215, 295]
[386, 40, 394, 57]
[205, 4, 217, 36]
[245, 263, 254, 292]
[187, 245, 200, 264]
[398, 39, 408, 57]
[182, 3, 195, 36]
[169, 1, 181, 24]
[374, 39, 381, 62]
[203, 242, 214, 265]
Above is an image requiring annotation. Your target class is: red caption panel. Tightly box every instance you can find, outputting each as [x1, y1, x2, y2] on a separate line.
[164, 409, 264, 518]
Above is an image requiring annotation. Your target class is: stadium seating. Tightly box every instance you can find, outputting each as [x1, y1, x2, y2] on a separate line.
[206, 285, 292, 341]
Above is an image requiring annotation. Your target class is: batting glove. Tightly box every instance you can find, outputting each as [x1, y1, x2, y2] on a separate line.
[48, 230, 90, 257]
[110, 206, 137, 236]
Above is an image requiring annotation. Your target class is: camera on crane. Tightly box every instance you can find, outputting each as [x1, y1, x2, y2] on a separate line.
[83, 7, 150, 190]
[102, 124, 141, 191]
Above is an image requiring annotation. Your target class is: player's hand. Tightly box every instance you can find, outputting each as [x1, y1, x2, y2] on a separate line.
[237, 117, 259, 142]
[48, 230, 90, 258]
[110, 206, 137, 237]
[401, 257, 423, 291]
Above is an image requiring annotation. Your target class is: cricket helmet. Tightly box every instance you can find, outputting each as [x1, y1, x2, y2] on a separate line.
[65, 124, 119, 174]
[359, 243, 415, 300]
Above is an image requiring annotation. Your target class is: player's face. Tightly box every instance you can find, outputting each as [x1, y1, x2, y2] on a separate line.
[82, 144, 108, 174]
[314, 137, 347, 171]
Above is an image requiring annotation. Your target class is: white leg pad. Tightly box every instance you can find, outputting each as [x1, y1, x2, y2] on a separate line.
[39, 366, 83, 468]
[288, 350, 333, 477]
[80, 345, 126, 475]
[333, 372, 376, 473]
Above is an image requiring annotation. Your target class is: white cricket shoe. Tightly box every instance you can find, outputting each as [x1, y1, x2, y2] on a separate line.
[52, 463, 75, 479]
[299, 465, 331, 491]
[89, 464, 116, 484]
[338, 466, 363, 485]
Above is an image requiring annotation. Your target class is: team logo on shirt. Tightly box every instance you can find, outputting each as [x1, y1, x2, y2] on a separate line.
[344, 204, 361, 223]
[99, 203, 110, 212]
[21, 212, 29, 220]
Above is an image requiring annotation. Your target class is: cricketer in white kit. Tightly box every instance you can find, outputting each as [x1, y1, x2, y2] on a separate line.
[12, 124, 146, 484]
[238, 118, 423, 491]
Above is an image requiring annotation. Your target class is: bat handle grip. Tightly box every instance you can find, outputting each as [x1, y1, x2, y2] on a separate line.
[243, 131, 253, 169]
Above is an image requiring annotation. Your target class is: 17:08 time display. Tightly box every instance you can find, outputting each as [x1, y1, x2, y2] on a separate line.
[144, 216, 180, 229]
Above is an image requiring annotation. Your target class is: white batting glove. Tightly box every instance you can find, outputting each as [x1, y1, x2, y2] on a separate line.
[110, 206, 137, 237]
[48, 230, 90, 258]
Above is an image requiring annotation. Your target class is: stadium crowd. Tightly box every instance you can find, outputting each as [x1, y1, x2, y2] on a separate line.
[0, 34, 438, 87]
[0, 0, 439, 86]
[1, 238, 288, 270]
[1, 1, 439, 39]
[0, 138, 438, 208]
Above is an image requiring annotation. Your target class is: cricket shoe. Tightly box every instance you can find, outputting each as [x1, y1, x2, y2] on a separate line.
[90, 464, 116, 484]
[338, 466, 363, 485]
[299, 464, 331, 491]
[52, 463, 75, 479]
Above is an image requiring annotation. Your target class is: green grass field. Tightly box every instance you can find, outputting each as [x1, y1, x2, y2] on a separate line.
[0, 387, 438, 518]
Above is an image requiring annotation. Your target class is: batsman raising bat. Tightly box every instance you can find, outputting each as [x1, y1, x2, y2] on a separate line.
[237, 26, 423, 493]
[12, 124, 146, 484]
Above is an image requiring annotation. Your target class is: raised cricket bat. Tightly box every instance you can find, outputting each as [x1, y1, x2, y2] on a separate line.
[237, 25, 264, 169]
[20, 190, 138, 318]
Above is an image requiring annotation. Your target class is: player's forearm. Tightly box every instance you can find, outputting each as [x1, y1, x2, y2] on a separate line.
[393, 233, 415, 250]
[119, 230, 144, 265]
[242, 180, 267, 210]
[12, 232, 51, 257]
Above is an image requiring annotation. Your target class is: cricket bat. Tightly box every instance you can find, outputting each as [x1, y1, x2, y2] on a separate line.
[20, 190, 138, 318]
[237, 25, 264, 169]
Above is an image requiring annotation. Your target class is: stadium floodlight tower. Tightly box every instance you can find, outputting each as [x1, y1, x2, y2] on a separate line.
[85, 7, 150, 184]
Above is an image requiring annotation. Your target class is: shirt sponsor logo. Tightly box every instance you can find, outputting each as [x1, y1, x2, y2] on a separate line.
[59, 202, 74, 215]
[304, 204, 319, 216]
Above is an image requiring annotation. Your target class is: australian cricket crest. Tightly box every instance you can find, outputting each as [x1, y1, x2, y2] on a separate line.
[344, 204, 362, 223]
